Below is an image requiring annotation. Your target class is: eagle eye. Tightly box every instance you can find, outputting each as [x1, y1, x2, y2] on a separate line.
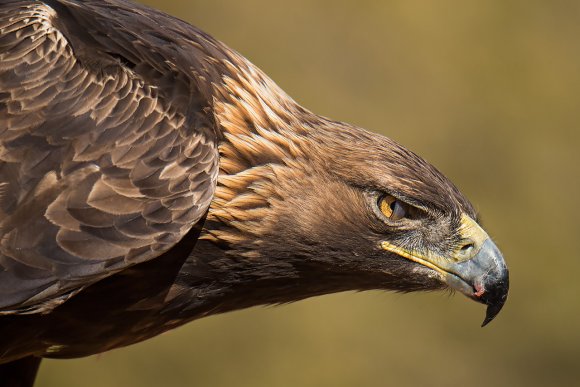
[378, 194, 408, 221]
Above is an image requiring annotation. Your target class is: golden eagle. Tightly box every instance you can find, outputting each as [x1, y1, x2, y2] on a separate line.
[0, 0, 508, 385]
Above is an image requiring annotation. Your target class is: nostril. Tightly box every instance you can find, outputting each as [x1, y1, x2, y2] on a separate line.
[461, 242, 475, 253]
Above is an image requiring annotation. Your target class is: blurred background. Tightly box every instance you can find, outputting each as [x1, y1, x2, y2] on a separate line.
[38, 1, 580, 386]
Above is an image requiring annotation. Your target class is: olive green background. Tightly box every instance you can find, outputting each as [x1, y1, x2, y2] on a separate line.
[38, 1, 580, 386]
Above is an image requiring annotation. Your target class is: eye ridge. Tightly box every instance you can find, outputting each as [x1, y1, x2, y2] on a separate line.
[378, 194, 408, 221]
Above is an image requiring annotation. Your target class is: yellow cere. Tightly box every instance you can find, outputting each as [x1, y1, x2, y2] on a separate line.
[455, 214, 489, 258]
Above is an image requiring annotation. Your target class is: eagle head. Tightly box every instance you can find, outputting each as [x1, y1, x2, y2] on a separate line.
[200, 62, 508, 326]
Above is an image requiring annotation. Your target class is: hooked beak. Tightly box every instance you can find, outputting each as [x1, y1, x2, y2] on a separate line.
[381, 214, 509, 326]
[443, 238, 509, 326]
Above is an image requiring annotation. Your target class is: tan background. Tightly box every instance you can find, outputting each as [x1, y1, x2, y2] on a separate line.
[38, 1, 580, 386]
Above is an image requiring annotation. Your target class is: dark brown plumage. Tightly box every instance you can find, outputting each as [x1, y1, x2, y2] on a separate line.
[0, 1, 509, 386]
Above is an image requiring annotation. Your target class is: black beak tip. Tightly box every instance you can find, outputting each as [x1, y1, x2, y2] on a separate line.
[480, 276, 509, 327]
[481, 300, 505, 327]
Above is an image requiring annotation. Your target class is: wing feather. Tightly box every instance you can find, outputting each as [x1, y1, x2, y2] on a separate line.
[0, 1, 220, 314]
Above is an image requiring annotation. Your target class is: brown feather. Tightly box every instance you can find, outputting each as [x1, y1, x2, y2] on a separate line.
[0, 0, 219, 314]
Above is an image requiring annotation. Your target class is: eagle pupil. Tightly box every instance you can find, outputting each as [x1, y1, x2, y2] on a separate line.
[390, 200, 407, 220]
